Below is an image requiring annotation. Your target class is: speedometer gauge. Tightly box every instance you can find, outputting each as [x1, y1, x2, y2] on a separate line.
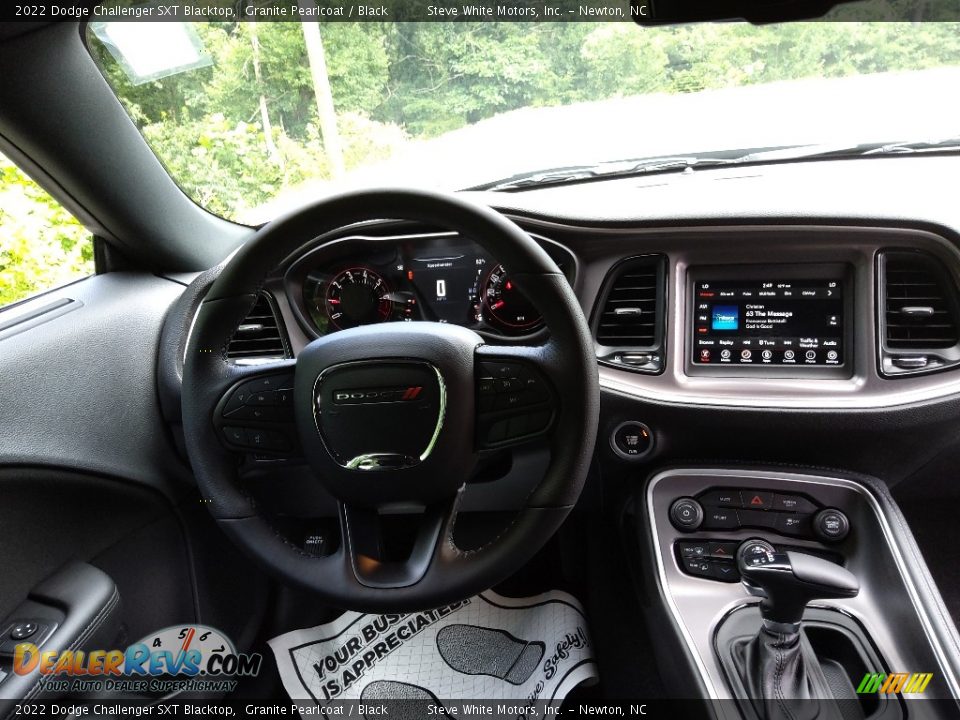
[482, 264, 544, 333]
[325, 267, 392, 330]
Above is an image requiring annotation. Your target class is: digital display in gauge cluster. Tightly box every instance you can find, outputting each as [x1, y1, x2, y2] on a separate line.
[692, 276, 845, 367]
[302, 238, 564, 337]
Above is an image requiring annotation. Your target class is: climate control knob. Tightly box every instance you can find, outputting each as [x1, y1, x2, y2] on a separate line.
[669, 497, 704, 532]
[813, 508, 850, 542]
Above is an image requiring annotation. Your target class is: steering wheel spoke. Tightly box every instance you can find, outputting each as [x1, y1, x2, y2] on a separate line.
[340, 495, 458, 589]
[213, 360, 300, 456]
[474, 341, 559, 451]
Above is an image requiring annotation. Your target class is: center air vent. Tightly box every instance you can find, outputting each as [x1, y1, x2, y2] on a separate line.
[226, 293, 290, 362]
[879, 250, 960, 375]
[593, 255, 666, 373]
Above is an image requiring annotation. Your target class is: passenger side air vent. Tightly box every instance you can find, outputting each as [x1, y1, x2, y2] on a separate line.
[879, 250, 960, 376]
[226, 293, 290, 362]
[593, 255, 667, 374]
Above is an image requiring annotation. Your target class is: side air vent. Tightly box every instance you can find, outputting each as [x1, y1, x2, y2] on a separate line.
[226, 293, 290, 362]
[879, 250, 960, 376]
[593, 255, 667, 374]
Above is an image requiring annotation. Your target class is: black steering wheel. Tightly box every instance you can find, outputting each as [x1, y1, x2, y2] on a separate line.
[182, 188, 599, 611]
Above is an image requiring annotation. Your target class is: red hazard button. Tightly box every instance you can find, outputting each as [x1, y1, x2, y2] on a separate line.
[741, 491, 773, 509]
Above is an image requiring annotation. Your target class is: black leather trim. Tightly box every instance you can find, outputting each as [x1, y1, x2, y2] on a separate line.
[0, 562, 120, 705]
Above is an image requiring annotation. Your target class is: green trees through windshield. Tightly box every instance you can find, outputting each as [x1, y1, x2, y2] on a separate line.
[88, 20, 960, 223]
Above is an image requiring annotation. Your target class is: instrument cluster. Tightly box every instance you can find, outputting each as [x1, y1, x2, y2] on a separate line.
[284, 232, 575, 339]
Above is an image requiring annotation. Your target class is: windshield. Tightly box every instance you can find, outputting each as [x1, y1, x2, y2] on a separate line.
[88, 19, 960, 224]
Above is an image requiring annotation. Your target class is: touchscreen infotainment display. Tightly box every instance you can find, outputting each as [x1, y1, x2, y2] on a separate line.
[692, 278, 844, 367]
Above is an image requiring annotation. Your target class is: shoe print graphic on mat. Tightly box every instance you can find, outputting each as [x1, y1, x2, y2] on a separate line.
[436, 624, 545, 685]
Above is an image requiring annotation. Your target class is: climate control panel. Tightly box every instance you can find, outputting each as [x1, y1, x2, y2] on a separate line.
[668, 487, 850, 542]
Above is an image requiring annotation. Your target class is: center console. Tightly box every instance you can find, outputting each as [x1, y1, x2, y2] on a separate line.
[644, 468, 960, 718]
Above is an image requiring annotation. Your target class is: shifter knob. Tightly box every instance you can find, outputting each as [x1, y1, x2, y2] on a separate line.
[737, 539, 859, 632]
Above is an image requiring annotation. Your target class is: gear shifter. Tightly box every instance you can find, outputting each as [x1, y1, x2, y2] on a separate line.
[734, 539, 860, 720]
[738, 539, 859, 632]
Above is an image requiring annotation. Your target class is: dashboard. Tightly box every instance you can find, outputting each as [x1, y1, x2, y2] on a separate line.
[234, 158, 960, 419]
[282, 232, 576, 340]
[191, 154, 960, 517]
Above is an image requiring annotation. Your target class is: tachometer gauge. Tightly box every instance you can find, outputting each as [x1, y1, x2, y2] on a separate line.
[482, 264, 543, 333]
[325, 267, 392, 330]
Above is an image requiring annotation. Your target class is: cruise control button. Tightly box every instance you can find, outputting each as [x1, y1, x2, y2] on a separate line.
[495, 392, 527, 410]
[478, 378, 496, 395]
[247, 429, 290, 452]
[222, 389, 250, 416]
[224, 405, 286, 422]
[222, 426, 247, 446]
[252, 375, 293, 392]
[479, 361, 522, 379]
[740, 491, 773, 510]
[247, 390, 277, 406]
[495, 378, 521, 393]
[772, 493, 817, 514]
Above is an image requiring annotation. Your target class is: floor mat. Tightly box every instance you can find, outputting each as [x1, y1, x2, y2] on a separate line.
[268, 590, 597, 712]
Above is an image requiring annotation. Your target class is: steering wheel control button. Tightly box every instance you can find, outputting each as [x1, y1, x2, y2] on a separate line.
[814, 508, 850, 542]
[222, 426, 247, 445]
[218, 371, 298, 454]
[610, 421, 654, 460]
[476, 360, 554, 449]
[669, 497, 704, 532]
[248, 429, 290, 452]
